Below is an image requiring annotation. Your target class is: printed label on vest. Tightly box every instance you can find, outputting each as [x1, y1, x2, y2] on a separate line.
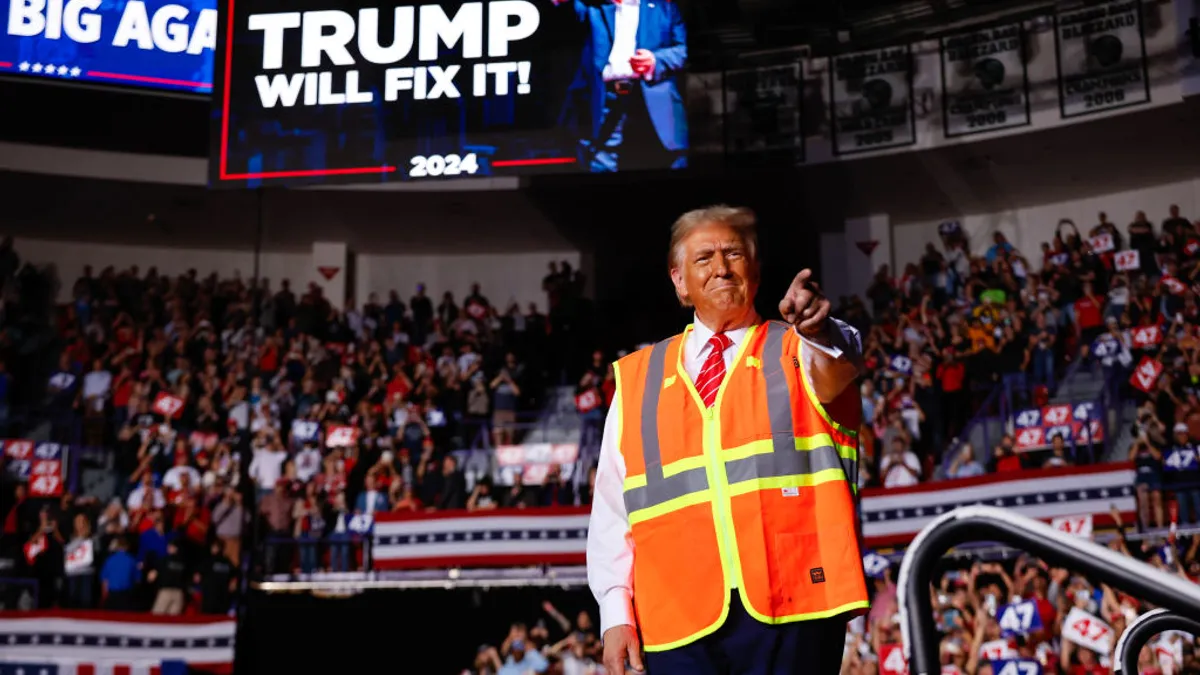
[810, 568, 826, 584]
[781, 487, 800, 497]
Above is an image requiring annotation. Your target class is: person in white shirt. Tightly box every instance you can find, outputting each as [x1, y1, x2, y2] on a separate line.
[126, 473, 166, 512]
[248, 442, 287, 496]
[588, 206, 866, 675]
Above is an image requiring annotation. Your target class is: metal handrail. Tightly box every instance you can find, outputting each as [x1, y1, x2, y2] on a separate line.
[896, 506, 1200, 675]
[1112, 608, 1200, 674]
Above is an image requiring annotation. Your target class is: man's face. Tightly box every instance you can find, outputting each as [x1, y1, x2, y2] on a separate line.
[670, 222, 758, 322]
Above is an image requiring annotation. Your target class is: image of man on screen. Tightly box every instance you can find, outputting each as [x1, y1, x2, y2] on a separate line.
[553, 0, 688, 172]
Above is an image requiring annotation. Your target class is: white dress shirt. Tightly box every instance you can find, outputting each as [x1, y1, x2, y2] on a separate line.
[603, 0, 640, 82]
[586, 316, 863, 635]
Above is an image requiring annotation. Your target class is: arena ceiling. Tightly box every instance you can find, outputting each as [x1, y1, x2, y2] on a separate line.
[0, 97, 1195, 255]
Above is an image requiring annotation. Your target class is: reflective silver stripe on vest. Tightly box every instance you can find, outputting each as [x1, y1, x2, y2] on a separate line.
[723, 322, 853, 486]
[624, 338, 710, 514]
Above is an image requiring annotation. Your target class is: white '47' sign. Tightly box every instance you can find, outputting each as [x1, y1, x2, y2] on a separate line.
[1050, 514, 1093, 539]
[1062, 607, 1113, 654]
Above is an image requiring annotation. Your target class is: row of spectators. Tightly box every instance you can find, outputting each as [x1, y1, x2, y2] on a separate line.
[463, 600, 604, 675]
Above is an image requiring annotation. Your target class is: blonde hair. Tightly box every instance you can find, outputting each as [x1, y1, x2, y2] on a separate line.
[668, 205, 759, 307]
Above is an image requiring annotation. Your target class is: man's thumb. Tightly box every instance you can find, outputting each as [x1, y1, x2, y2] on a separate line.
[627, 640, 645, 672]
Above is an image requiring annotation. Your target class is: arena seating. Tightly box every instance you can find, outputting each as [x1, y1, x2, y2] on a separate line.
[5, 203, 1200, 675]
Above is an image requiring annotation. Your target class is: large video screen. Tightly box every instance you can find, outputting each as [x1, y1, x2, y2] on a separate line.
[209, 0, 690, 187]
[1, 0, 215, 94]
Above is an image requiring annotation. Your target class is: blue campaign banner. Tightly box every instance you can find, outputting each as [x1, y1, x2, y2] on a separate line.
[997, 599, 1043, 637]
[0, 0, 215, 93]
[990, 660, 1042, 675]
[1165, 446, 1200, 472]
[1014, 408, 1042, 429]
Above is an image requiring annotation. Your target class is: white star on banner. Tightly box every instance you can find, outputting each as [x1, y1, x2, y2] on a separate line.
[43, 64, 54, 73]
[56, 65, 67, 75]
[18, 61, 29, 71]
[70, 66, 81, 77]
[31, 63, 43, 73]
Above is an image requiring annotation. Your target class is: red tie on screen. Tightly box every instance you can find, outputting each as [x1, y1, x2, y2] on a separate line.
[695, 333, 732, 408]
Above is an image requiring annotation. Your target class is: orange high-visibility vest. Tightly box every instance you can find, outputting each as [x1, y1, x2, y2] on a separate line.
[613, 320, 868, 652]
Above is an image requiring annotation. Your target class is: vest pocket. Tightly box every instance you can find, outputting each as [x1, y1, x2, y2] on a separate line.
[771, 527, 855, 618]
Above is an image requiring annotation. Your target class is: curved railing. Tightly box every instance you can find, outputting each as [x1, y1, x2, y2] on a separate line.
[1112, 608, 1200, 674]
[897, 506, 1200, 675]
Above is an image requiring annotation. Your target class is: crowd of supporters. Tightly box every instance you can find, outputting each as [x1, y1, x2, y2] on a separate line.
[2, 257, 597, 606]
[463, 600, 604, 675]
[847, 205, 1200, 497]
[848, 505, 1200, 675]
[3, 202, 1200, 656]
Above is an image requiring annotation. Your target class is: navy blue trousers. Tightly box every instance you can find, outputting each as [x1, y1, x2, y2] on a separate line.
[645, 591, 847, 675]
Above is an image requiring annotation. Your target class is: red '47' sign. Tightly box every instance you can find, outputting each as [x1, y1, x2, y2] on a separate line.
[1130, 356, 1163, 394]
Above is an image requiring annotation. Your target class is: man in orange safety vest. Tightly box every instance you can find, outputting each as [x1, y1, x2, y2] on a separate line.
[587, 205, 869, 675]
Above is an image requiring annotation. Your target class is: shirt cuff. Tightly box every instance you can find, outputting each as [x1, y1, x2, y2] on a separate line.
[598, 588, 636, 636]
[793, 321, 847, 360]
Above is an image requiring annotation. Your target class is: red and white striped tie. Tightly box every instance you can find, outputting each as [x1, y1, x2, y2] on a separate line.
[695, 332, 732, 407]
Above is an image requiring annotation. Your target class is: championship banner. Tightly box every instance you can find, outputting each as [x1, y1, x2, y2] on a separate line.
[859, 463, 1136, 547]
[829, 45, 916, 155]
[211, 0, 691, 187]
[372, 508, 590, 569]
[1054, 0, 1151, 118]
[940, 23, 1031, 137]
[722, 63, 804, 164]
[370, 465, 1136, 569]
[0, 611, 235, 668]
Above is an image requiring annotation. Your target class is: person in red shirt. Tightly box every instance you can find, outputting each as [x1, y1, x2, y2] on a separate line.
[1074, 281, 1105, 345]
[990, 435, 1024, 473]
[937, 348, 967, 436]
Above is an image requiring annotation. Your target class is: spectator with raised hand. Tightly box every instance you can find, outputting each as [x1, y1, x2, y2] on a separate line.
[947, 444, 984, 479]
[880, 435, 921, 488]
[467, 477, 499, 512]
[355, 472, 390, 515]
[491, 352, 523, 447]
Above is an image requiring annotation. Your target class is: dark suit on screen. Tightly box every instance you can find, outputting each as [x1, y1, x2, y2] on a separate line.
[556, 0, 688, 171]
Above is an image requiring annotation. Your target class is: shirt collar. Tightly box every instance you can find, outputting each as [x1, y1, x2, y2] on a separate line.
[690, 314, 754, 354]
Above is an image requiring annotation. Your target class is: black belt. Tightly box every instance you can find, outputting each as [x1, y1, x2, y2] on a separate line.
[607, 79, 635, 95]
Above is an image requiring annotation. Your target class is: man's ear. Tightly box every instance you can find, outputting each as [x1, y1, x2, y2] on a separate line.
[669, 267, 688, 305]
